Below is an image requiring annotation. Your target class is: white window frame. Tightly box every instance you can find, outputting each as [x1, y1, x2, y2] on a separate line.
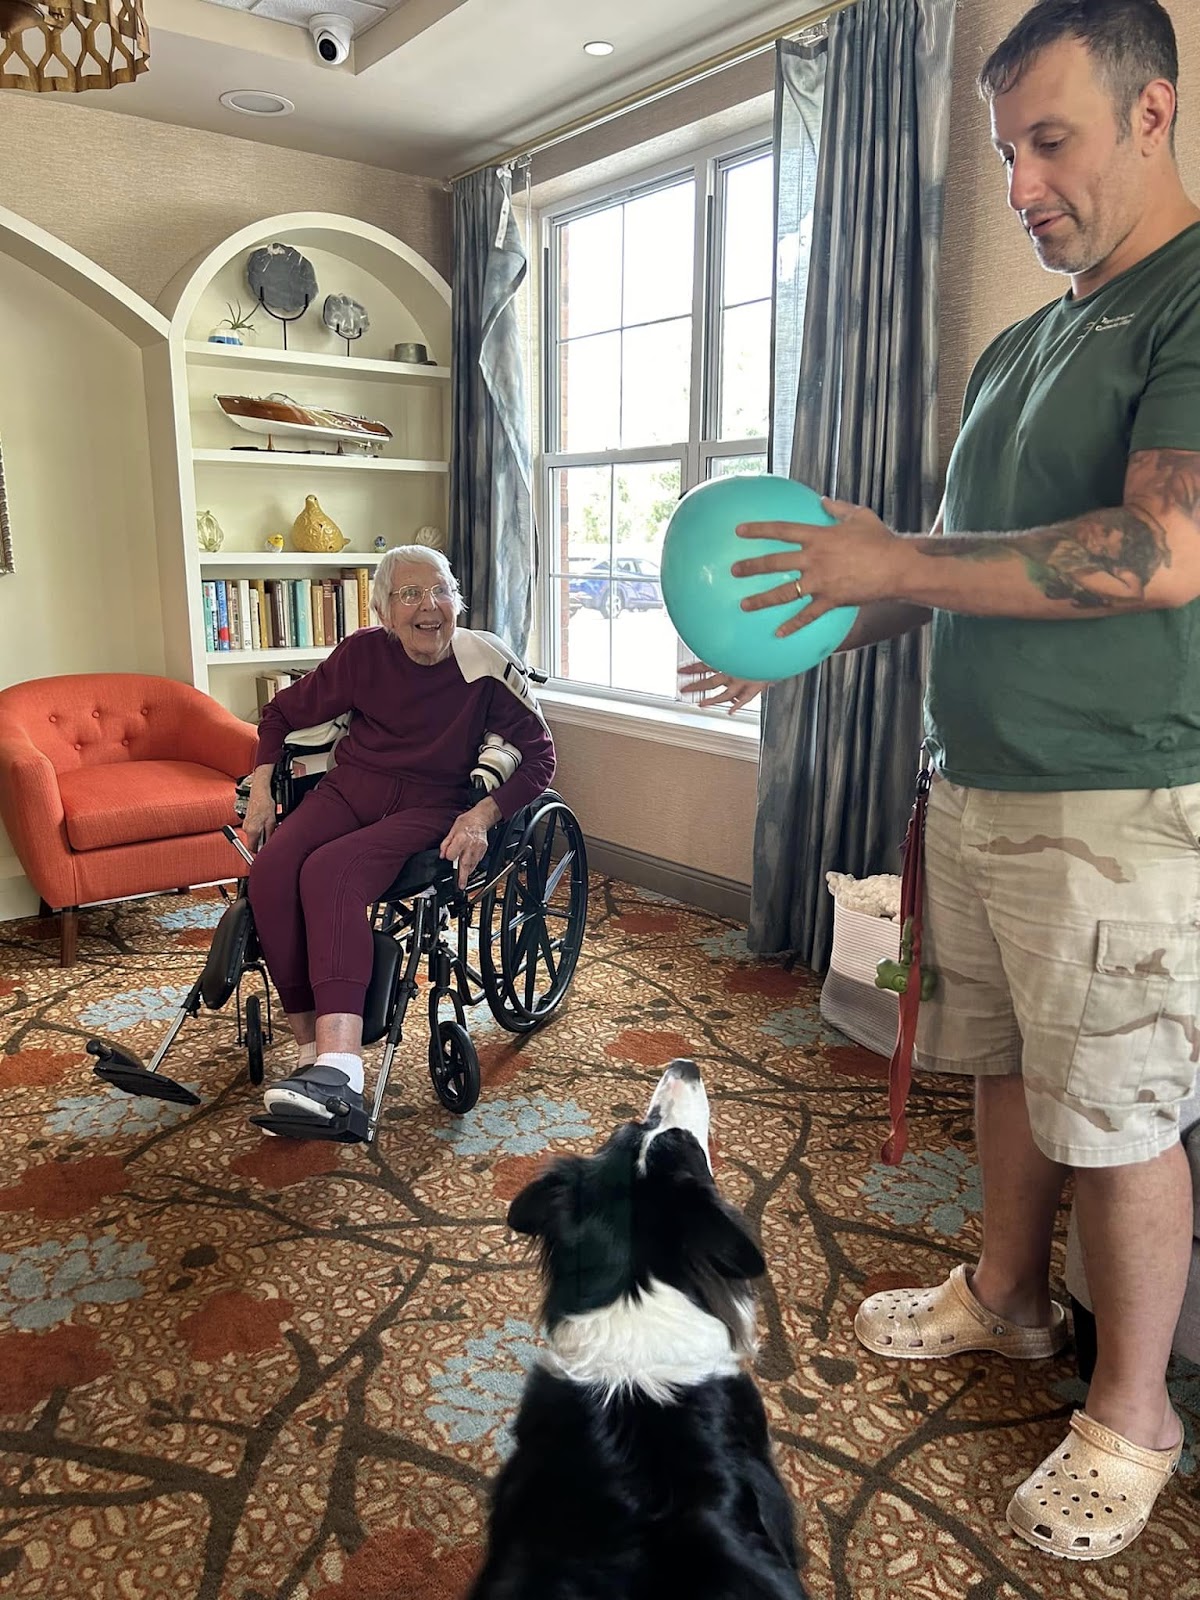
[535, 128, 773, 756]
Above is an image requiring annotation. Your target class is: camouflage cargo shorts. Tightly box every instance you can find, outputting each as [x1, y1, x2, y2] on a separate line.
[914, 775, 1200, 1167]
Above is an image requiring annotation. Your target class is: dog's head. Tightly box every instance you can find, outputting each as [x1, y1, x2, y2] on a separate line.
[507, 1060, 764, 1361]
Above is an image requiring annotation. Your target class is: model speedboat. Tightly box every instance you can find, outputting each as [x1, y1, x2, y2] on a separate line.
[215, 393, 393, 454]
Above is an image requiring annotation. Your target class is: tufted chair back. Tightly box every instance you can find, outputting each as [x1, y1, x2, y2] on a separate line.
[0, 674, 223, 772]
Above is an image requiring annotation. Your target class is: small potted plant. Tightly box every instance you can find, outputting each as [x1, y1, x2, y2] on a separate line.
[208, 301, 259, 346]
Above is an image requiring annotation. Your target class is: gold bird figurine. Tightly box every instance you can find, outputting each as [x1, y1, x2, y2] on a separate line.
[291, 495, 349, 554]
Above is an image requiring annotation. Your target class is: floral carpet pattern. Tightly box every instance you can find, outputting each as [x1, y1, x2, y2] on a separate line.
[0, 882, 1197, 1600]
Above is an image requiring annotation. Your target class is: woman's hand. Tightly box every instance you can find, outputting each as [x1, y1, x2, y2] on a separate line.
[243, 768, 277, 853]
[677, 660, 766, 712]
[441, 797, 502, 888]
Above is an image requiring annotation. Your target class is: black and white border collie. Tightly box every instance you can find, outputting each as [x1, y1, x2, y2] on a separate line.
[468, 1060, 807, 1600]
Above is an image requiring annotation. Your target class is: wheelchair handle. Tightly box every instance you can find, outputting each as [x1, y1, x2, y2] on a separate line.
[223, 824, 256, 868]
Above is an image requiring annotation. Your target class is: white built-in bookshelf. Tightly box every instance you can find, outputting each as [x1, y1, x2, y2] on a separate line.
[157, 213, 453, 721]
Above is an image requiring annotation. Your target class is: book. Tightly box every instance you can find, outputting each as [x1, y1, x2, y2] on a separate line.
[202, 582, 217, 653]
[215, 582, 230, 650]
[237, 579, 253, 650]
[321, 580, 337, 646]
[227, 582, 241, 652]
[266, 580, 287, 649]
[310, 579, 325, 647]
[252, 579, 269, 648]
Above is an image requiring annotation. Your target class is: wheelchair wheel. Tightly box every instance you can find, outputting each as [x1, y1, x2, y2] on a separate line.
[429, 1020, 480, 1115]
[479, 797, 588, 1033]
[244, 994, 265, 1086]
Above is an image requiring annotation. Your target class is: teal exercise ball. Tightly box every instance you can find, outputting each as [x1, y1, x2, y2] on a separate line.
[661, 474, 858, 681]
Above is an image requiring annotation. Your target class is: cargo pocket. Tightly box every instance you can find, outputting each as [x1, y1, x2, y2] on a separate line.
[1067, 921, 1200, 1110]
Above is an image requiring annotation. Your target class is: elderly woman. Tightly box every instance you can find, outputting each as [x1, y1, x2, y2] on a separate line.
[243, 545, 555, 1131]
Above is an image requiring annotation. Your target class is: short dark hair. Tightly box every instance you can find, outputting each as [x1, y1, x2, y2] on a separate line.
[979, 1, 1179, 139]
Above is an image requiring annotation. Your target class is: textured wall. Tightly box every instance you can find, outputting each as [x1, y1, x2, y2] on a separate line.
[546, 720, 758, 887]
[0, 95, 452, 304]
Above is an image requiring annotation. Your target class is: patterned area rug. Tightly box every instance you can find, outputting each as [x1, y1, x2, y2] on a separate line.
[0, 881, 1196, 1600]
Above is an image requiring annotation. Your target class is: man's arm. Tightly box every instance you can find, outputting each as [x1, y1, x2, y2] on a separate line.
[838, 503, 942, 652]
[735, 451, 1200, 634]
[891, 449, 1200, 616]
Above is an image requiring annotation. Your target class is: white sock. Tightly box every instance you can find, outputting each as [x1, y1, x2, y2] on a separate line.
[297, 1041, 318, 1069]
[314, 1051, 364, 1095]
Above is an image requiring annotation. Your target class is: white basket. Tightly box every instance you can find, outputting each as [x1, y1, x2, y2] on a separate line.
[829, 900, 901, 982]
[821, 894, 902, 1057]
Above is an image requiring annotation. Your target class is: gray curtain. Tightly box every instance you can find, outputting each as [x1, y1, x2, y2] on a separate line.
[449, 164, 535, 654]
[750, 0, 956, 972]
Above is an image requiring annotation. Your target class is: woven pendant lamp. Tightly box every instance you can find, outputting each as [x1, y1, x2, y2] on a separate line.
[0, 0, 149, 92]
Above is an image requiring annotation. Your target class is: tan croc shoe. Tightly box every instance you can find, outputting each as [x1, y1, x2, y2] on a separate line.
[854, 1264, 1068, 1360]
[1007, 1410, 1183, 1561]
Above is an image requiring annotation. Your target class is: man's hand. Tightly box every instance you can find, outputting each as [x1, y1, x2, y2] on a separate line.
[732, 499, 915, 636]
[441, 797, 502, 888]
[677, 660, 766, 711]
[243, 769, 277, 853]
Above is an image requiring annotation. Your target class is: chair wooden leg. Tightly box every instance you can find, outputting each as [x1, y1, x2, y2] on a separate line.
[60, 908, 79, 968]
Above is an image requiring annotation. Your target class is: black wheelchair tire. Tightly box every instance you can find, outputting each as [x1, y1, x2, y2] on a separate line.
[478, 797, 588, 1034]
[429, 1020, 480, 1115]
[244, 995, 265, 1086]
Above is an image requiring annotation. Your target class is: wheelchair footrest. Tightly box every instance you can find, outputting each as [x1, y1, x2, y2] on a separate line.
[248, 1105, 371, 1143]
[90, 1060, 201, 1106]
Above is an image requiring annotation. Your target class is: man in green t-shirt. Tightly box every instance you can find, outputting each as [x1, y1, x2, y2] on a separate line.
[687, 0, 1199, 1563]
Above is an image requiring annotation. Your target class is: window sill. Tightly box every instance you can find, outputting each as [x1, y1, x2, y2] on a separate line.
[538, 686, 760, 763]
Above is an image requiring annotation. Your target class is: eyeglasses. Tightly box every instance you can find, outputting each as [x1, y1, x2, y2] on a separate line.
[388, 583, 455, 607]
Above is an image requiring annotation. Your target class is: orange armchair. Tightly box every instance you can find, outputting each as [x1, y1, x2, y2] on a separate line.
[0, 673, 257, 965]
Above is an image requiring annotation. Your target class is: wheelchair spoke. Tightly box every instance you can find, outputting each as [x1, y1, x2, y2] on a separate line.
[542, 848, 574, 901]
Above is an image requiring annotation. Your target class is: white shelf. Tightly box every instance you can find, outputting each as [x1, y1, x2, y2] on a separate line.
[207, 647, 332, 665]
[185, 340, 450, 384]
[200, 552, 381, 568]
[193, 449, 448, 473]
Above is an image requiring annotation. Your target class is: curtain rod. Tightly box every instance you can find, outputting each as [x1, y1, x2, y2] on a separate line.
[450, 0, 855, 183]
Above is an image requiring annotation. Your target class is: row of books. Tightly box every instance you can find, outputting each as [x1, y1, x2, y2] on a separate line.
[255, 668, 310, 711]
[202, 570, 373, 654]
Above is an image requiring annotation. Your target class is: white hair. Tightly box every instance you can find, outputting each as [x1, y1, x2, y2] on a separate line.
[371, 545, 465, 629]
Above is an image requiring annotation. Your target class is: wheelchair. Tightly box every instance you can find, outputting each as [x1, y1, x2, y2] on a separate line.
[86, 717, 589, 1145]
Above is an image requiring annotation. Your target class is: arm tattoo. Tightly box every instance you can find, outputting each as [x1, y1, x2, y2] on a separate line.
[924, 448, 1200, 610]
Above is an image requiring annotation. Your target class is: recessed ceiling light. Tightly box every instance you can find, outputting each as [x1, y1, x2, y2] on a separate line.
[583, 41, 614, 57]
[219, 90, 296, 117]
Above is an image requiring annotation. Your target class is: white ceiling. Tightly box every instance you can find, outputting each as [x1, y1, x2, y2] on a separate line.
[65, 0, 810, 177]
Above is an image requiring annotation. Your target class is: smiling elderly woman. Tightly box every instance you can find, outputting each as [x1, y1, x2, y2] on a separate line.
[242, 545, 555, 1130]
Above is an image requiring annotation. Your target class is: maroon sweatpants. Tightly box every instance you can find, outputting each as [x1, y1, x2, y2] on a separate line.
[248, 764, 464, 1018]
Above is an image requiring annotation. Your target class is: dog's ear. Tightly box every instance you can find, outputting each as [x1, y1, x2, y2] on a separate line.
[506, 1161, 572, 1239]
[691, 1191, 767, 1282]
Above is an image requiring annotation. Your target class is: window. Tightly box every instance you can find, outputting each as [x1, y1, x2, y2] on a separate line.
[541, 136, 774, 705]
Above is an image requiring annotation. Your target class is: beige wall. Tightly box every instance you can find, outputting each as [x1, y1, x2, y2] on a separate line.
[0, 250, 163, 913]
[0, 95, 451, 305]
[547, 721, 757, 888]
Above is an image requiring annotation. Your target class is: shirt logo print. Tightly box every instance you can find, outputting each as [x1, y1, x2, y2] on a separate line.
[1081, 312, 1137, 336]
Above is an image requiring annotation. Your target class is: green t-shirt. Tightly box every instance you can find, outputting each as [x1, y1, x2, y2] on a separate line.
[926, 221, 1200, 791]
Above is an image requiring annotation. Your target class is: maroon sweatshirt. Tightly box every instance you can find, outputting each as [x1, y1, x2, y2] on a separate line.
[254, 628, 556, 820]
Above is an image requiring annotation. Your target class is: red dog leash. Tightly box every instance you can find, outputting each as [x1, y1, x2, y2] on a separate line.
[875, 762, 934, 1166]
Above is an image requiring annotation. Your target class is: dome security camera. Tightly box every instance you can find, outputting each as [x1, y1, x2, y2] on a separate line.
[309, 13, 353, 66]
